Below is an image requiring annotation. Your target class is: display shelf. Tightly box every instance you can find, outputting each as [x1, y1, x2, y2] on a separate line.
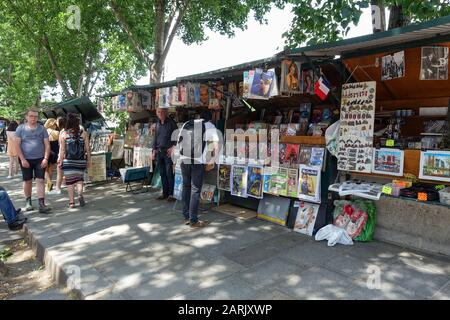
[280, 135, 325, 145]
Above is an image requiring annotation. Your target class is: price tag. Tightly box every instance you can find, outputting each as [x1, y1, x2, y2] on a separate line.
[386, 139, 395, 147]
[435, 185, 445, 191]
[382, 185, 392, 195]
[418, 192, 428, 201]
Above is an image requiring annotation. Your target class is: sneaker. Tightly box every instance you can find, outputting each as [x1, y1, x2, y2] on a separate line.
[184, 219, 190, 225]
[6, 175, 13, 179]
[167, 196, 176, 202]
[8, 220, 24, 231]
[78, 195, 86, 207]
[190, 220, 210, 228]
[25, 203, 35, 211]
[39, 206, 52, 214]
[47, 189, 61, 195]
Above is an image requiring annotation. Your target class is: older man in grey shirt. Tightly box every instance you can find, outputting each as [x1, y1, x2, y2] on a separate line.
[15, 108, 51, 213]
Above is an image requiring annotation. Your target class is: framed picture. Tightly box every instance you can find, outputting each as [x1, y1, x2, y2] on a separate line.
[381, 51, 405, 81]
[372, 148, 404, 176]
[420, 46, 449, 80]
[419, 150, 450, 182]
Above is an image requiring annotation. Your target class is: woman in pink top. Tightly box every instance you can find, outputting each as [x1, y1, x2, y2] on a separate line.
[6, 121, 19, 178]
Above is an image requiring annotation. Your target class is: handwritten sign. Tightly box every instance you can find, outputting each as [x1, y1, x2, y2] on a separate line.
[382, 185, 392, 195]
[386, 139, 395, 147]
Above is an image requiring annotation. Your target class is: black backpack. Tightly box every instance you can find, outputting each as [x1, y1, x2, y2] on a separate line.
[66, 133, 86, 161]
[178, 119, 206, 162]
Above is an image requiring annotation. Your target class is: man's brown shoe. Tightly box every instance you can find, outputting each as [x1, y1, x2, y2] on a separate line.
[156, 195, 168, 200]
[167, 196, 176, 202]
[184, 219, 190, 225]
[190, 220, 210, 228]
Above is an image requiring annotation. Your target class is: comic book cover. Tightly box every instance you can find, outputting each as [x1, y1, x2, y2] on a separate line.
[262, 166, 273, 193]
[298, 146, 312, 165]
[287, 168, 299, 198]
[173, 166, 183, 200]
[310, 147, 325, 169]
[285, 144, 300, 168]
[246, 165, 263, 199]
[201, 184, 216, 202]
[218, 164, 232, 191]
[279, 143, 288, 167]
[268, 167, 288, 196]
[231, 165, 248, 198]
[293, 202, 320, 236]
[298, 165, 321, 203]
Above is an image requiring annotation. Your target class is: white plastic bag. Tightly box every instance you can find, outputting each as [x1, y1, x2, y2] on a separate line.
[315, 224, 353, 247]
[325, 120, 340, 157]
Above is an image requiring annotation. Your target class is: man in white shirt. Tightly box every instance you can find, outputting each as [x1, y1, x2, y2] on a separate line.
[178, 110, 221, 228]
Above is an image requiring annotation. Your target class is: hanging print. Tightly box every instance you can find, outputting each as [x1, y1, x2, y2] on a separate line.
[420, 46, 449, 80]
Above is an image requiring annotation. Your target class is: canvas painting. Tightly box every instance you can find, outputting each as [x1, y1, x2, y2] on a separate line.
[293, 202, 320, 236]
[217, 164, 232, 191]
[246, 165, 264, 199]
[231, 165, 248, 197]
[420, 46, 449, 80]
[381, 51, 405, 80]
[372, 148, 404, 176]
[419, 150, 450, 182]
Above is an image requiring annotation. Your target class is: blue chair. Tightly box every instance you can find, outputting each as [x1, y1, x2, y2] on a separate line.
[120, 166, 151, 194]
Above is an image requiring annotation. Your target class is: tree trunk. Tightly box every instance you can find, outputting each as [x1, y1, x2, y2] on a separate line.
[152, 0, 166, 83]
[388, 5, 410, 29]
[370, 0, 386, 33]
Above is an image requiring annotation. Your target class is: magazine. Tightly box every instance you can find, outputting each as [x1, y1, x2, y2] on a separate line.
[287, 168, 299, 198]
[268, 167, 288, 196]
[217, 164, 232, 191]
[246, 165, 264, 199]
[298, 146, 312, 165]
[201, 184, 216, 202]
[231, 165, 248, 198]
[263, 166, 273, 194]
[298, 165, 321, 203]
[293, 202, 320, 236]
[310, 147, 325, 169]
[285, 144, 300, 168]
[250, 68, 275, 99]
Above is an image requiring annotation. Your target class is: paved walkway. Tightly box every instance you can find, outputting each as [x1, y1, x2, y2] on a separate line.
[1, 155, 450, 299]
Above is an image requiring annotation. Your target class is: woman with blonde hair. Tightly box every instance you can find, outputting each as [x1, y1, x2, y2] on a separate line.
[43, 118, 59, 192]
[6, 121, 19, 178]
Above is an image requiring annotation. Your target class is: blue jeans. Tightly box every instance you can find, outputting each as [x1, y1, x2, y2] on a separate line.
[157, 151, 174, 197]
[181, 163, 205, 223]
[0, 190, 18, 225]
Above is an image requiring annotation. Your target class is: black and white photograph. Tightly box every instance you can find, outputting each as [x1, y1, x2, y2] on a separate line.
[381, 51, 405, 80]
[420, 46, 449, 80]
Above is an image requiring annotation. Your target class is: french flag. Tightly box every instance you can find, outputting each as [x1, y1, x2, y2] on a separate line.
[314, 76, 330, 100]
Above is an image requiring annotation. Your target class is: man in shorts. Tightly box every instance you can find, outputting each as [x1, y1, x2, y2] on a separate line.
[15, 108, 52, 213]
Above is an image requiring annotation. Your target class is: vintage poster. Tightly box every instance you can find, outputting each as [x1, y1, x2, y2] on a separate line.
[173, 166, 183, 200]
[111, 139, 124, 160]
[231, 165, 248, 197]
[420, 46, 449, 80]
[372, 148, 404, 176]
[287, 168, 299, 198]
[419, 150, 450, 183]
[293, 202, 320, 236]
[217, 164, 232, 191]
[250, 68, 275, 99]
[268, 167, 288, 196]
[310, 147, 325, 168]
[302, 69, 315, 94]
[199, 84, 209, 106]
[298, 165, 321, 203]
[262, 166, 273, 194]
[88, 153, 106, 182]
[140, 147, 153, 171]
[246, 165, 264, 199]
[201, 184, 216, 202]
[381, 51, 405, 80]
[133, 147, 141, 167]
[187, 82, 201, 106]
[338, 81, 376, 173]
[124, 147, 133, 167]
[280, 59, 301, 93]
[157, 87, 171, 108]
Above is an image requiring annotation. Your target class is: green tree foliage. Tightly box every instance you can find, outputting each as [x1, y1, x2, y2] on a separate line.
[283, 0, 450, 46]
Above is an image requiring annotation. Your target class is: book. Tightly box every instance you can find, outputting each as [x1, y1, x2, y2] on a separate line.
[246, 165, 264, 199]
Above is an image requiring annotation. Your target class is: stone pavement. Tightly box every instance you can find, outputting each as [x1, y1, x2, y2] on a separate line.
[1, 155, 450, 299]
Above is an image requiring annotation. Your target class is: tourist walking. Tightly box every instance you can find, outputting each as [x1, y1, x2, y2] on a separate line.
[14, 108, 51, 213]
[43, 118, 60, 192]
[48, 116, 67, 195]
[58, 113, 91, 208]
[6, 121, 19, 178]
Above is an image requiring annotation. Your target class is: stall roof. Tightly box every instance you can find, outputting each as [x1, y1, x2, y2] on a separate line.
[287, 15, 450, 58]
[41, 96, 103, 123]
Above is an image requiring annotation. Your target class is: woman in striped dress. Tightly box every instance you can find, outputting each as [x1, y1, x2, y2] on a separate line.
[58, 113, 91, 208]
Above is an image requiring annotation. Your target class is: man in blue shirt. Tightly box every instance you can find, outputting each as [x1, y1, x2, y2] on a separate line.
[152, 107, 178, 202]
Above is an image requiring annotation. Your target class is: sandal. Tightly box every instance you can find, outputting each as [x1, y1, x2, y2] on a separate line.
[69, 202, 76, 209]
[78, 195, 86, 207]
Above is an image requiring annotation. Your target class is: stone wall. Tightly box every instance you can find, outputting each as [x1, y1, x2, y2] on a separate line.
[375, 197, 450, 257]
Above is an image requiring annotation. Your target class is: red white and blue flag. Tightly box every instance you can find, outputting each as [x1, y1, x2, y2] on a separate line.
[314, 76, 330, 100]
